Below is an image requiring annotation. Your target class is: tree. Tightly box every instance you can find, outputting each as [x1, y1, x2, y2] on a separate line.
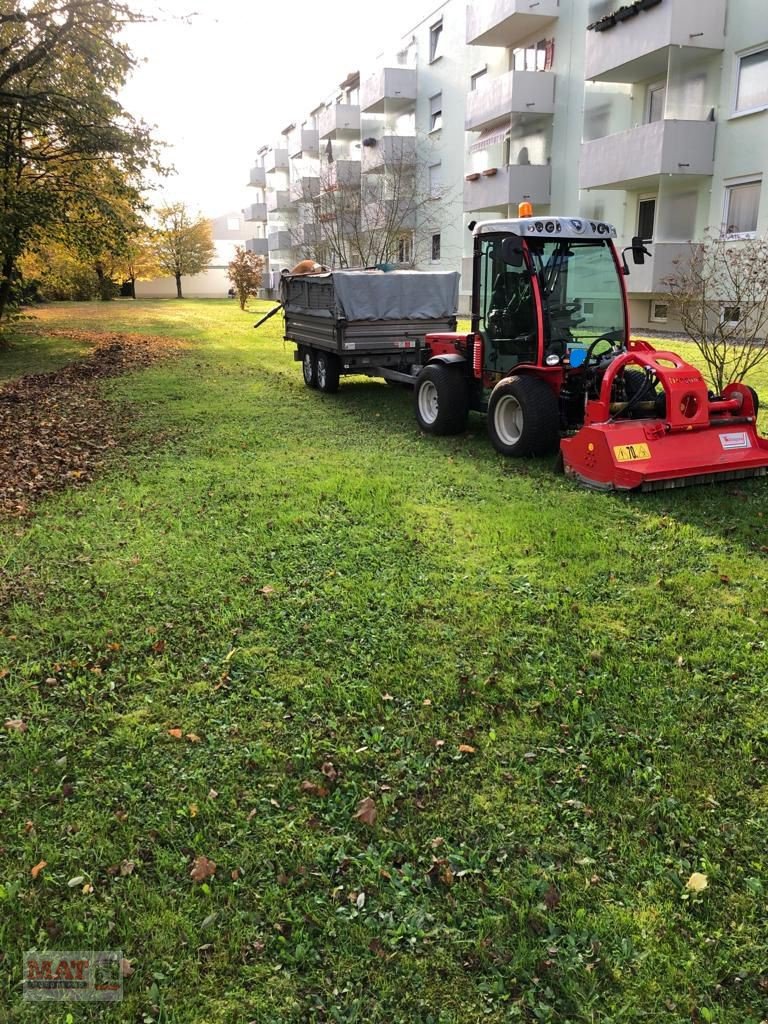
[117, 227, 163, 299]
[0, 1, 160, 323]
[663, 234, 768, 393]
[152, 203, 215, 299]
[227, 246, 264, 310]
[289, 135, 449, 269]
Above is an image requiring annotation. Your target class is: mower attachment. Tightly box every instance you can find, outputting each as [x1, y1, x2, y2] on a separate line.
[560, 349, 768, 491]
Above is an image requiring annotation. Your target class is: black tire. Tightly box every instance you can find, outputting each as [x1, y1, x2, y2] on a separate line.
[316, 351, 340, 393]
[301, 347, 317, 389]
[487, 375, 560, 457]
[413, 364, 469, 436]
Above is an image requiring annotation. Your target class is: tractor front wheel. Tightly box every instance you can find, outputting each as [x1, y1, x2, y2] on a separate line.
[414, 364, 468, 436]
[487, 375, 559, 457]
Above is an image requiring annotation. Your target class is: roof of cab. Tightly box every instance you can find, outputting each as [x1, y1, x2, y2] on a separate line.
[473, 217, 617, 240]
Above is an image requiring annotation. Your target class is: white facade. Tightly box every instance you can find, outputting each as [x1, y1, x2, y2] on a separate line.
[245, 0, 768, 326]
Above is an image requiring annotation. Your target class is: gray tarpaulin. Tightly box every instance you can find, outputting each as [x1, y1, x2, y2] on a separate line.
[284, 270, 460, 321]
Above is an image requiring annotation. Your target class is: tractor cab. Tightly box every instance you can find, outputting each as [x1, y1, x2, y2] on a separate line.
[471, 216, 629, 383]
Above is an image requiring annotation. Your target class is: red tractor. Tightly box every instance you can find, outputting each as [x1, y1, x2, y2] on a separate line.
[411, 214, 768, 490]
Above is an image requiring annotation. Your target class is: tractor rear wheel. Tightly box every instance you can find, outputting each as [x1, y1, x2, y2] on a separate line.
[301, 347, 317, 389]
[487, 375, 559, 457]
[316, 351, 340, 393]
[414, 364, 468, 436]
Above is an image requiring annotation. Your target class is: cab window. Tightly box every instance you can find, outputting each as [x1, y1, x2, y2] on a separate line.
[478, 236, 537, 371]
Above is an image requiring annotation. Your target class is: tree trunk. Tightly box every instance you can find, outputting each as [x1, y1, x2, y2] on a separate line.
[175, 272, 183, 299]
[0, 250, 16, 323]
[130, 276, 136, 299]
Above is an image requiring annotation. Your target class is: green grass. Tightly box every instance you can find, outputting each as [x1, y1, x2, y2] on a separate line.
[1, 299, 768, 1023]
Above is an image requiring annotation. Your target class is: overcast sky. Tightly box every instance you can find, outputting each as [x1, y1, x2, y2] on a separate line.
[121, 0, 435, 218]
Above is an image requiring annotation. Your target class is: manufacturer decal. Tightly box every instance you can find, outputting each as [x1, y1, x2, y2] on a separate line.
[719, 431, 751, 450]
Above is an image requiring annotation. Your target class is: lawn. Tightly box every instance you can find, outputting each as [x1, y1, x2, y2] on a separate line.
[1, 299, 768, 1024]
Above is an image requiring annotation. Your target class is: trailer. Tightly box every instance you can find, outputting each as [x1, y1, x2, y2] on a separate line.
[280, 269, 460, 391]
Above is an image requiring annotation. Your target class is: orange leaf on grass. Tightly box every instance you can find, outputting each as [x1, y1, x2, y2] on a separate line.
[31, 860, 47, 880]
[190, 855, 217, 883]
[353, 797, 378, 827]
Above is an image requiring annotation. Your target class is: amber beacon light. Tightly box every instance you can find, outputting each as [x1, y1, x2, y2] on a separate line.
[518, 201, 533, 217]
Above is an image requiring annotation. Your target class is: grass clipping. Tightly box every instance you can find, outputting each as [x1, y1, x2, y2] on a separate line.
[0, 330, 180, 516]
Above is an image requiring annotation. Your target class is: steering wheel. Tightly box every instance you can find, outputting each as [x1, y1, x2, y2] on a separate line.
[585, 331, 624, 367]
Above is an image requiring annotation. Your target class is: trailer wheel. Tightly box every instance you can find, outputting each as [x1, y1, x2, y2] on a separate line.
[414, 364, 468, 436]
[316, 351, 340, 394]
[487, 375, 559, 457]
[301, 347, 317, 389]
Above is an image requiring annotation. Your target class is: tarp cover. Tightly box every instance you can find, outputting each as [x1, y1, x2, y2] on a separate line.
[285, 270, 460, 321]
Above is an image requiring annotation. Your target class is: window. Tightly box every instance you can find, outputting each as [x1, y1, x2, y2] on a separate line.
[470, 68, 487, 91]
[429, 93, 442, 132]
[429, 19, 443, 62]
[397, 234, 413, 264]
[723, 178, 761, 238]
[511, 39, 553, 72]
[650, 301, 668, 324]
[431, 233, 441, 261]
[735, 47, 768, 114]
[721, 304, 741, 327]
[637, 197, 656, 243]
[227, 216, 240, 231]
[429, 162, 442, 199]
[646, 82, 666, 123]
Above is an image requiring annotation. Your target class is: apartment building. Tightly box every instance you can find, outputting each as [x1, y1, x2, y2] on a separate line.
[245, 0, 768, 327]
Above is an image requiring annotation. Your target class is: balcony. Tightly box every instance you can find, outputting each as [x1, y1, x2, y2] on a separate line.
[266, 190, 290, 212]
[464, 164, 551, 212]
[465, 70, 555, 133]
[288, 128, 319, 157]
[243, 203, 267, 222]
[579, 119, 715, 190]
[248, 165, 266, 188]
[585, 0, 726, 83]
[268, 230, 293, 252]
[467, 0, 559, 48]
[264, 147, 289, 173]
[319, 103, 361, 139]
[361, 136, 417, 173]
[321, 159, 361, 191]
[363, 200, 416, 231]
[289, 176, 321, 203]
[360, 67, 417, 113]
[303, 223, 321, 246]
[245, 238, 268, 256]
[624, 240, 695, 294]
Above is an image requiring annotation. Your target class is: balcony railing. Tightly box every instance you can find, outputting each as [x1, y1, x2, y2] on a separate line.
[289, 176, 321, 203]
[623, 240, 696, 294]
[465, 69, 555, 133]
[266, 190, 290, 212]
[585, 0, 726, 83]
[245, 238, 268, 256]
[464, 164, 551, 212]
[243, 203, 267, 222]
[319, 104, 361, 139]
[467, 0, 559, 48]
[360, 67, 417, 113]
[321, 159, 361, 191]
[264, 148, 289, 173]
[362, 200, 416, 231]
[248, 166, 266, 188]
[268, 230, 293, 252]
[287, 128, 319, 158]
[579, 119, 715, 190]
[361, 136, 417, 174]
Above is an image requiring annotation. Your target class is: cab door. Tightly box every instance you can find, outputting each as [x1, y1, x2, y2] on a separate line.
[475, 235, 539, 377]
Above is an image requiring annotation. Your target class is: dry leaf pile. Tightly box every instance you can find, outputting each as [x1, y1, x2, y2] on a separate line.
[0, 330, 180, 516]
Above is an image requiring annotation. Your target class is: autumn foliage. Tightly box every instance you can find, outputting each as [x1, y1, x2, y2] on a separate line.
[227, 247, 265, 310]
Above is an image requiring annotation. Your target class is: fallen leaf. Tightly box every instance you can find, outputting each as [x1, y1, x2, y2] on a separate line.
[167, 728, 183, 739]
[186, 733, 201, 743]
[31, 860, 47, 880]
[5, 718, 27, 733]
[381, 692, 394, 701]
[686, 871, 708, 892]
[353, 796, 378, 827]
[543, 884, 561, 910]
[231, 868, 240, 881]
[189, 803, 198, 817]
[151, 639, 166, 654]
[67, 875, 85, 887]
[24, 820, 35, 834]
[458, 744, 476, 754]
[119, 860, 135, 876]
[422, 698, 432, 706]
[207, 788, 218, 800]
[320, 761, 338, 781]
[300, 780, 328, 798]
[190, 855, 217, 883]
[259, 585, 275, 597]
[120, 958, 134, 978]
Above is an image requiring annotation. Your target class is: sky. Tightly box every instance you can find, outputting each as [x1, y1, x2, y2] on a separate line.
[120, 0, 436, 218]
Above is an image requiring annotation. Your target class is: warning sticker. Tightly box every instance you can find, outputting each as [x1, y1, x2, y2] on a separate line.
[613, 443, 651, 462]
[719, 431, 751, 450]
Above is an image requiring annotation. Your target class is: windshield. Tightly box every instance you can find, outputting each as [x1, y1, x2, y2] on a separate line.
[526, 239, 626, 352]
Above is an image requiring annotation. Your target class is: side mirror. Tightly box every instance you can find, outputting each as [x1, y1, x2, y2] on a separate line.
[631, 235, 647, 265]
[501, 236, 524, 268]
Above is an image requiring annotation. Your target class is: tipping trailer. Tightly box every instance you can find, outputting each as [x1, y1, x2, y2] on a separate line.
[271, 214, 768, 491]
